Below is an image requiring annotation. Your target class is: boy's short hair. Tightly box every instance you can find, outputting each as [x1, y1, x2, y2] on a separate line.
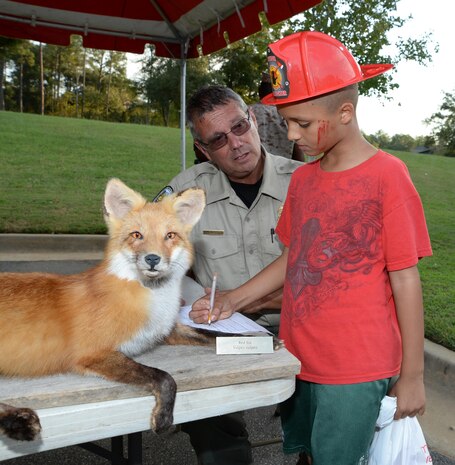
[186, 85, 248, 138]
[315, 84, 359, 113]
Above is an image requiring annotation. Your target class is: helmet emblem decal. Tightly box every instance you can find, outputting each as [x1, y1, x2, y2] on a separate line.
[267, 47, 290, 99]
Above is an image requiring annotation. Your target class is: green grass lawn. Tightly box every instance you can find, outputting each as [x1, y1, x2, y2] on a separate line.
[391, 150, 455, 351]
[0, 111, 454, 351]
[0, 111, 196, 233]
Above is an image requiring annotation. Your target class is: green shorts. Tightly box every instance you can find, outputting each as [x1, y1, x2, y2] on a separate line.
[280, 378, 390, 465]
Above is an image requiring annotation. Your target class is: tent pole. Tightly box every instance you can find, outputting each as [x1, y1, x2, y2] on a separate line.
[180, 42, 187, 172]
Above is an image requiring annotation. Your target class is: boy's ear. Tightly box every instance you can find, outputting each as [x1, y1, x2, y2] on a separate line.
[340, 102, 354, 124]
[104, 178, 147, 220]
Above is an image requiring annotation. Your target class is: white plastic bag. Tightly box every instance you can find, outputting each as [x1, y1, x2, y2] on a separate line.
[368, 396, 432, 464]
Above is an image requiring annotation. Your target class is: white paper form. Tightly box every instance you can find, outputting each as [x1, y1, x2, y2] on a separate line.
[179, 305, 270, 334]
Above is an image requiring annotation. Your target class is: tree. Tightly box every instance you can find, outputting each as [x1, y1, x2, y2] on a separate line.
[8, 40, 34, 112]
[285, 0, 437, 98]
[142, 53, 179, 126]
[135, 0, 436, 127]
[0, 37, 24, 111]
[365, 130, 391, 149]
[169, 0, 436, 104]
[425, 91, 455, 157]
[6, 42, 42, 113]
[389, 133, 415, 151]
[141, 47, 214, 126]
[63, 46, 133, 121]
[213, 13, 281, 103]
[57, 35, 86, 117]
[415, 135, 436, 150]
[2, 0, 437, 124]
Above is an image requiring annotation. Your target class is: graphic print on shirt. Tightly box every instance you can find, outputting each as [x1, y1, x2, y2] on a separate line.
[287, 196, 382, 320]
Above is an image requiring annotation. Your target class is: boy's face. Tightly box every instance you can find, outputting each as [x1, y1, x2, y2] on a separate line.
[277, 99, 342, 157]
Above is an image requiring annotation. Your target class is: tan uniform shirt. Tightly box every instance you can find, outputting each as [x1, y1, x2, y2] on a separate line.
[169, 151, 302, 326]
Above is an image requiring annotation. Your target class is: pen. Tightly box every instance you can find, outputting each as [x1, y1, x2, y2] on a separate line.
[270, 228, 275, 243]
[208, 272, 217, 325]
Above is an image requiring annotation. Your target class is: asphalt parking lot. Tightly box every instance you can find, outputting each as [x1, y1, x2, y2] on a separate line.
[2, 404, 454, 465]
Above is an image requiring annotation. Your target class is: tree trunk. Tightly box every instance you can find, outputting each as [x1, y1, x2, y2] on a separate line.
[19, 62, 23, 113]
[56, 50, 61, 113]
[105, 56, 112, 119]
[145, 97, 150, 125]
[75, 72, 80, 117]
[39, 42, 44, 115]
[97, 51, 105, 92]
[81, 48, 86, 117]
[161, 104, 169, 127]
[0, 58, 5, 111]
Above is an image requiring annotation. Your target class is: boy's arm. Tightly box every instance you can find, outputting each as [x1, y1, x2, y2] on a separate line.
[240, 288, 283, 313]
[388, 265, 426, 419]
[189, 247, 288, 323]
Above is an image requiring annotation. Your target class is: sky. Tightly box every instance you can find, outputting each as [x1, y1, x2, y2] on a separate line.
[357, 0, 454, 137]
[128, 0, 454, 138]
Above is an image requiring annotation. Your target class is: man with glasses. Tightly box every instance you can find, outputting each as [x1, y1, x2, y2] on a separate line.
[161, 85, 302, 465]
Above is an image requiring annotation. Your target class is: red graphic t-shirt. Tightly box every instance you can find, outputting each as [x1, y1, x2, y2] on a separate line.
[276, 151, 432, 384]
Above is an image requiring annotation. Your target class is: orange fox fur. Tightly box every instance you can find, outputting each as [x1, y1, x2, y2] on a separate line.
[0, 178, 211, 441]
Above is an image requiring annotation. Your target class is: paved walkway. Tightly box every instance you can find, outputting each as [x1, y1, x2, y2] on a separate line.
[1, 234, 454, 463]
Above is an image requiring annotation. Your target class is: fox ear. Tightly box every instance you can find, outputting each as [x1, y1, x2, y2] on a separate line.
[173, 188, 206, 227]
[104, 178, 147, 220]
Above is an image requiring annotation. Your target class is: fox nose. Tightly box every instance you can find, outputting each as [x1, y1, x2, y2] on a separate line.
[145, 254, 161, 269]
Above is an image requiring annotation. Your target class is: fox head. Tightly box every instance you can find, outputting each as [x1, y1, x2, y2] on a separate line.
[103, 178, 205, 287]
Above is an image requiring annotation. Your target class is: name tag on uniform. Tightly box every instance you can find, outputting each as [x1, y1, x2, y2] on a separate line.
[203, 229, 224, 236]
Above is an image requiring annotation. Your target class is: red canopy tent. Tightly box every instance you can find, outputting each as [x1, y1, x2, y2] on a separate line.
[0, 0, 321, 166]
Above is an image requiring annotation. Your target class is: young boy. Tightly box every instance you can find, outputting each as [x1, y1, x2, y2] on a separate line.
[190, 31, 432, 464]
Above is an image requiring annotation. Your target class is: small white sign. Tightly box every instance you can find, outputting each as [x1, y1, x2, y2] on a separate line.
[216, 336, 274, 355]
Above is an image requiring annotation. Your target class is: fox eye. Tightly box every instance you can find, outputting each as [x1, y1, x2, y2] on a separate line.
[166, 232, 176, 240]
[130, 231, 143, 240]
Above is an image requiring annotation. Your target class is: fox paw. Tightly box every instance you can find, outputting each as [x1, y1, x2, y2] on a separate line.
[1, 407, 41, 441]
[151, 409, 174, 434]
[273, 336, 285, 351]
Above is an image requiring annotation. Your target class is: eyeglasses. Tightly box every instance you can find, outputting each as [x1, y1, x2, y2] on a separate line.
[198, 111, 251, 151]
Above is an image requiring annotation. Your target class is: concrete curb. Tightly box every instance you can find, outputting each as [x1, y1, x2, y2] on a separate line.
[0, 233, 108, 254]
[425, 339, 455, 388]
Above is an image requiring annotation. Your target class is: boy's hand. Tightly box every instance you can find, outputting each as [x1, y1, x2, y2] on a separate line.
[388, 374, 425, 419]
[189, 289, 235, 324]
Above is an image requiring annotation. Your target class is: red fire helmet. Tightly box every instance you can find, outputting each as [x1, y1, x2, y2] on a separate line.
[262, 31, 393, 105]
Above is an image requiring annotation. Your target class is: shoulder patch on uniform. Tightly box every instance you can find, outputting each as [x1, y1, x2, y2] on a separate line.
[153, 186, 174, 202]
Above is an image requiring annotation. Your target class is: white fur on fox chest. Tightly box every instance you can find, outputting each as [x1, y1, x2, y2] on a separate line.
[107, 248, 190, 357]
[119, 283, 181, 357]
